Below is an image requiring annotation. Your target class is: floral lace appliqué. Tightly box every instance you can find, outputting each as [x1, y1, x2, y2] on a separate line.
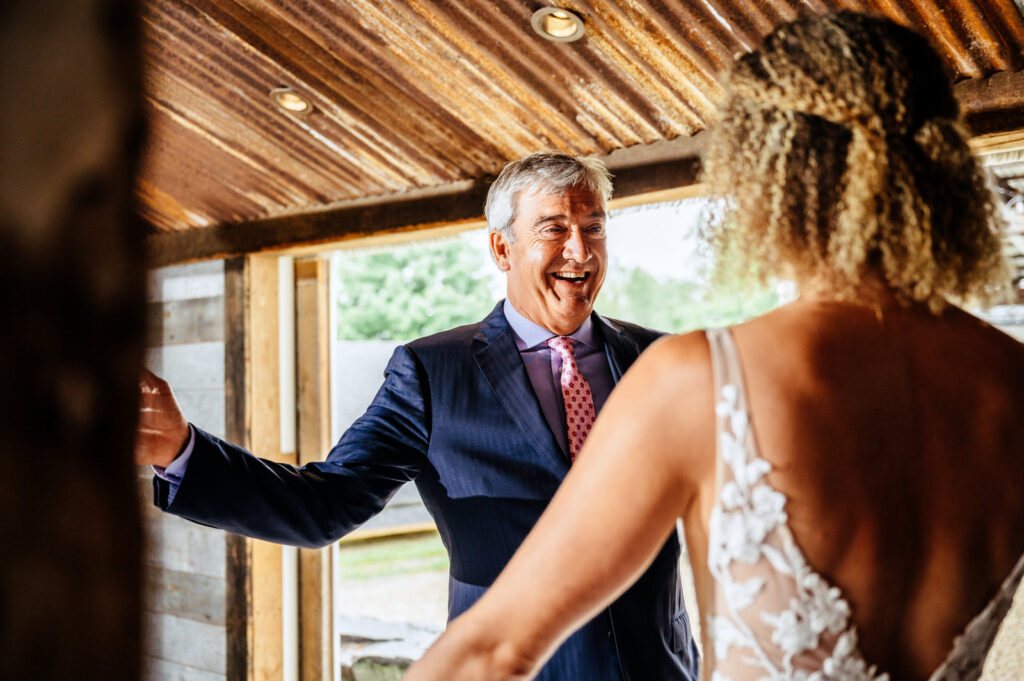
[707, 383, 889, 681]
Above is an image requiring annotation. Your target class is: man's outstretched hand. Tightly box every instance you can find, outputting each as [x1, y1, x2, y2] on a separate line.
[136, 368, 190, 469]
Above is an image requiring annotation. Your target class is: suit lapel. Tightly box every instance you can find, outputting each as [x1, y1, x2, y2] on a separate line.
[473, 304, 568, 473]
[594, 312, 640, 383]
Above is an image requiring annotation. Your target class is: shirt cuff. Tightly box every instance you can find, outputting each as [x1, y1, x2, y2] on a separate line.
[152, 425, 195, 505]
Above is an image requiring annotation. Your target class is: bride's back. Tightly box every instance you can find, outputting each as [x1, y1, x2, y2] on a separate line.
[687, 10, 1024, 680]
[731, 301, 1024, 679]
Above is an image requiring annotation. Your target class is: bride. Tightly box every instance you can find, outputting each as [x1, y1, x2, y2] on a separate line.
[405, 12, 1024, 681]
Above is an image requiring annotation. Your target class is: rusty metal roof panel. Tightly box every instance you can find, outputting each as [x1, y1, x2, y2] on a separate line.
[137, 0, 1024, 235]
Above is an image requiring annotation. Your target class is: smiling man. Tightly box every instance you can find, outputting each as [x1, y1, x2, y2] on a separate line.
[491, 182, 607, 335]
[136, 152, 699, 681]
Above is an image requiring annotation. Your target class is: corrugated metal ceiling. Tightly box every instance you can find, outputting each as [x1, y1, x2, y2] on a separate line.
[136, 0, 1024, 246]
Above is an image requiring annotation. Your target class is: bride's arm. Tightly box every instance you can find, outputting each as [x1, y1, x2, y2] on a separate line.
[404, 331, 717, 681]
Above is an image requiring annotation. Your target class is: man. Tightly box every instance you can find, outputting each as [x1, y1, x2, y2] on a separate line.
[137, 152, 699, 680]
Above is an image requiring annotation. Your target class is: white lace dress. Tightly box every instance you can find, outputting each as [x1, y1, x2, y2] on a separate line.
[704, 327, 1024, 681]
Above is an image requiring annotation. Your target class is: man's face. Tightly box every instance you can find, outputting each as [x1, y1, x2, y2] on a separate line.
[490, 185, 608, 335]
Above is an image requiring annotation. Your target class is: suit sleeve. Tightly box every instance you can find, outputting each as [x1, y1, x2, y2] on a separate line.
[153, 345, 430, 548]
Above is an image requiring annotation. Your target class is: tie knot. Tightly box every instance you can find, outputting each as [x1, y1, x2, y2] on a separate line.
[546, 336, 575, 360]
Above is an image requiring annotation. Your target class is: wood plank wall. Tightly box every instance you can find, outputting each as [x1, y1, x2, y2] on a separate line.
[141, 260, 229, 681]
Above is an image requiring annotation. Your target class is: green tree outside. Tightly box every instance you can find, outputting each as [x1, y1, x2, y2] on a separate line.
[599, 261, 779, 333]
[334, 238, 501, 341]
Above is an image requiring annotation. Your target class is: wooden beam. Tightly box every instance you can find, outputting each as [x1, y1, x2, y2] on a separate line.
[223, 255, 287, 681]
[145, 136, 708, 266]
[957, 69, 1024, 136]
[146, 181, 490, 267]
[223, 258, 249, 681]
[294, 256, 334, 681]
[249, 254, 288, 681]
[295, 257, 333, 464]
[970, 128, 1024, 155]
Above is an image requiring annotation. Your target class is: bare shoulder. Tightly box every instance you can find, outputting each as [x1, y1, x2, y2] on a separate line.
[600, 330, 717, 505]
[924, 307, 1024, 391]
[616, 330, 714, 411]
[634, 329, 714, 378]
[977, 314, 1024, 361]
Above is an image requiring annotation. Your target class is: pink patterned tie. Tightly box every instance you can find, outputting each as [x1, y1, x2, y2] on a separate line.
[546, 336, 596, 462]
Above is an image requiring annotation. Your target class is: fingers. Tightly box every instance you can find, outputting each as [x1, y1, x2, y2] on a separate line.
[139, 367, 168, 395]
[137, 369, 182, 420]
[135, 368, 189, 468]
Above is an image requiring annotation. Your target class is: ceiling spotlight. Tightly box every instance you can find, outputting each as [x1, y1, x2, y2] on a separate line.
[531, 7, 585, 42]
[270, 88, 312, 115]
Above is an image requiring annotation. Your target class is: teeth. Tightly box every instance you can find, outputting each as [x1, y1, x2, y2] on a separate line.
[554, 272, 586, 281]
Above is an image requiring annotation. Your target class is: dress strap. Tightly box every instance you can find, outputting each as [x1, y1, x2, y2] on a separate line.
[704, 326, 753, 639]
[706, 327, 753, 443]
[706, 327, 746, 400]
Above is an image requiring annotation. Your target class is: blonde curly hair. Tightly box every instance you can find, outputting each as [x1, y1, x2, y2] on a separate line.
[702, 11, 1009, 311]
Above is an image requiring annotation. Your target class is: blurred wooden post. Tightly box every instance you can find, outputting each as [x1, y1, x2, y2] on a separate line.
[0, 1, 145, 680]
[294, 256, 335, 681]
[224, 254, 287, 681]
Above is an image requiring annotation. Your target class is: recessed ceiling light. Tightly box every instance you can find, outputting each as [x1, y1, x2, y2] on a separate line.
[531, 7, 585, 42]
[270, 88, 312, 115]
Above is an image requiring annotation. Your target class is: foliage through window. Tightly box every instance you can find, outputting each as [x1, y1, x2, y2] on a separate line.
[333, 198, 779, 341]
[334, 235, 501, 341]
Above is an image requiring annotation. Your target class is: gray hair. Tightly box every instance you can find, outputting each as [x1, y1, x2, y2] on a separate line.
[484, 152, 613, 241]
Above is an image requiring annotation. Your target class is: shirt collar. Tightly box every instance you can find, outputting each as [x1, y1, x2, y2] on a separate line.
[503, 299, 598, 351]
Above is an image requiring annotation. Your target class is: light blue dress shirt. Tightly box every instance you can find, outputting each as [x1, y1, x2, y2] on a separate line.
[501, 299, 614, 457]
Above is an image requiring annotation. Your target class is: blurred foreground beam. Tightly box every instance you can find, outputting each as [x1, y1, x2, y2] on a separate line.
[0, 1, 146, 680]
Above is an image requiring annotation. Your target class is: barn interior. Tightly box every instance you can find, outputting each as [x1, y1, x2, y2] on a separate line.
[3, 2, 1024, 681]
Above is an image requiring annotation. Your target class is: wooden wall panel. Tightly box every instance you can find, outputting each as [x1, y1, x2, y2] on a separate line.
[142, 505, 227, 579]
[145, 567, 227, 626]
[147, 296, 225, 346]
[144, 658, 226, 681]
[142, 260, 228, 681]
[143, 611, 227, 673]
[141, 252, 340, 681]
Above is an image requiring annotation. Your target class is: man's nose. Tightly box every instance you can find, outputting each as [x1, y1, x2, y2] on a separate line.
[562, 228, 591, 263]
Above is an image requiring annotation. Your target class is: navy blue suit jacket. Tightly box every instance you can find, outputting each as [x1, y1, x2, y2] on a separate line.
[155, 302, 699, 680]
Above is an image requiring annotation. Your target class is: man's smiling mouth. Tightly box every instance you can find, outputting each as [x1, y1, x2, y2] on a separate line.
[552, 272, 590, 282]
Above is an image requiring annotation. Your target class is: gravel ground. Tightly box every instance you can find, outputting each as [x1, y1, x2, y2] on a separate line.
[336, 569, 449, 629]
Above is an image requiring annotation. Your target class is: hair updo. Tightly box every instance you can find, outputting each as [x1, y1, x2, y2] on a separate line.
[702, 11, 1008, 310]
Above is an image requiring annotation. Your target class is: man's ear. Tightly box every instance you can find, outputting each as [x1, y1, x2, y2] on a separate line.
[490, 230, 512, 272]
